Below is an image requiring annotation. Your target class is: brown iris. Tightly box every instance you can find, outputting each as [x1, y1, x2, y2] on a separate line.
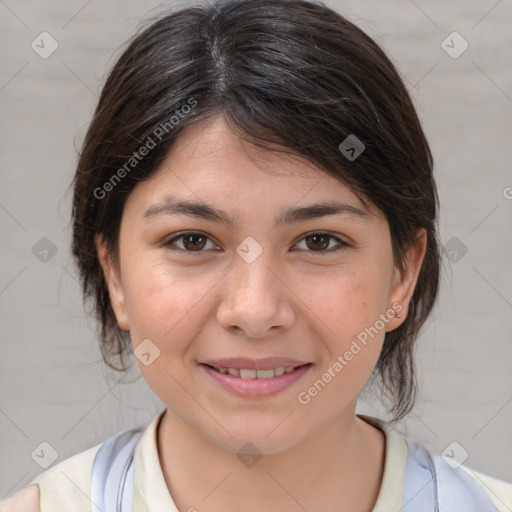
[182, 233, 208, 251]
[304, 233, 330, 251]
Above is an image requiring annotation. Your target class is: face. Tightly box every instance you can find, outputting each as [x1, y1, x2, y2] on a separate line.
[97, 116, 426, 455]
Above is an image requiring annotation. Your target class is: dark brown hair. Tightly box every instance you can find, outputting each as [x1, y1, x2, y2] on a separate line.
[71, 0, 442, 422]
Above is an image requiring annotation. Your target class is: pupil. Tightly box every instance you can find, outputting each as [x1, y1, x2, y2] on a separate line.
[185, 234, 206, 250]
[307, 234, 328, 251]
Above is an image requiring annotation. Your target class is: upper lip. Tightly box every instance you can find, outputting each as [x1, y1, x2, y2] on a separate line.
[200, 357, 311, 370]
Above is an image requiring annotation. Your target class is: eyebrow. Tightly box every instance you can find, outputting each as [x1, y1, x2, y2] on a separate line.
[142, 195, 373, 226]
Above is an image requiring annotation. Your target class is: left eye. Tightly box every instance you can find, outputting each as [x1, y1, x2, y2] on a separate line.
[294, 232, 350, 255]
[164, 231, 350, 255]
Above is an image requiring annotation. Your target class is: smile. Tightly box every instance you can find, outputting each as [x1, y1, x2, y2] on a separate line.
[207, 365, 300, 379]
[200, 363, 313, 398]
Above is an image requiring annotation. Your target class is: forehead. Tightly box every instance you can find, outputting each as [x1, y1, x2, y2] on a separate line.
[126, 116, 381, 222]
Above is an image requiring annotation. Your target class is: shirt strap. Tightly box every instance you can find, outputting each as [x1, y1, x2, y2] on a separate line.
[403, 436, 502, 511]
[90, 427, 143, 512]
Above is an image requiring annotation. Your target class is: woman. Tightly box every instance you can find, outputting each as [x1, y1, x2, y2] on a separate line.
[2, 0, 511, 510]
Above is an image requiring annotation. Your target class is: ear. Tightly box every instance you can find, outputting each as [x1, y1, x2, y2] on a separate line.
[386, 228, 427, 331]
[95, 235, 130, 331]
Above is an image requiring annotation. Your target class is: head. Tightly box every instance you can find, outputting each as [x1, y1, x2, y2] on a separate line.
[71, 0, 442, 443]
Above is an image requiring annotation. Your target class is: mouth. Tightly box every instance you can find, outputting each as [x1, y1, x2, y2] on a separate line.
[199, 362, 313, 398]
[201, 363, 311, 379]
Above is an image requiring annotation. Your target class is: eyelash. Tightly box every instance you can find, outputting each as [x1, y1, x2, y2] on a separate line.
[163, 231, 351, 256]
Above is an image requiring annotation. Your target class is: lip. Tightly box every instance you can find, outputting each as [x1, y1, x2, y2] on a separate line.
[200, 362, 313, 399]
[200, 357, 310, 371]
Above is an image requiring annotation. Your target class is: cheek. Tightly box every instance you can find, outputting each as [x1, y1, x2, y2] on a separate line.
[122, 260, 216, 344]
[302, 264, 389, 326]
[299, 265, 389, 373]
[303, 274, 387, 407]
[122, 263, 202, 391]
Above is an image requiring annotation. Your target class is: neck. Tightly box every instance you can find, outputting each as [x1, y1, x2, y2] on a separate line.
[156, 405, 385, 512]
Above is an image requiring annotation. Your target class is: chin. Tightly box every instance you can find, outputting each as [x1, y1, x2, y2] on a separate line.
[202, 421, 304, 457]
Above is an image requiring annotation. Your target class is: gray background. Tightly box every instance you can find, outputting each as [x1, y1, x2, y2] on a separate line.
[1, 0, 511, 499]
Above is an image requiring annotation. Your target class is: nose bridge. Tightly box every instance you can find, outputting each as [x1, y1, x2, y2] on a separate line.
[232, 236, 276, 296]
[216, 236, 294, 336]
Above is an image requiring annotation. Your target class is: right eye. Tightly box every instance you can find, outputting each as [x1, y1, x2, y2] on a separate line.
[164, 231, 219, 253]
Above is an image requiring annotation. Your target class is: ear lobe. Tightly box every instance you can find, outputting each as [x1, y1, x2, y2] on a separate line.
[387, 228, 428, 330]
[95, 235, 130, 331]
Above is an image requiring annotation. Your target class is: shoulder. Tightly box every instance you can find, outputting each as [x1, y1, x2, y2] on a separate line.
[0, 414, 161, 512]
[459, 464, 512, 512]
[406, 436, 512, 512]
[367, 416, 512, 512]
[0, 441, 102, 512]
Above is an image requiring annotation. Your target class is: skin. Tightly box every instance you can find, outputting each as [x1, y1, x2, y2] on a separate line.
[97, 115, 427, 512]
[0, 485, 40, 512]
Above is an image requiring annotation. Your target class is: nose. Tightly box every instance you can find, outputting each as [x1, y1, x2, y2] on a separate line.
[216, 248, 295, 338]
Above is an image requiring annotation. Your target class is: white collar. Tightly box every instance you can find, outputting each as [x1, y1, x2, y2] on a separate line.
[133, 409, 409, 511]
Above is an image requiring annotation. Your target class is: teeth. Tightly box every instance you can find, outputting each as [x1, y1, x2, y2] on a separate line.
[213, 366, 300, 379]
[227, 368, 240, 377]
[257, 369, 276, 379]
[240, 369, 257, 379]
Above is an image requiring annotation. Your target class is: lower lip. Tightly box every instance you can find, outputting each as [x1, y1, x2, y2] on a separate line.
[200, 363, 312, 398]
